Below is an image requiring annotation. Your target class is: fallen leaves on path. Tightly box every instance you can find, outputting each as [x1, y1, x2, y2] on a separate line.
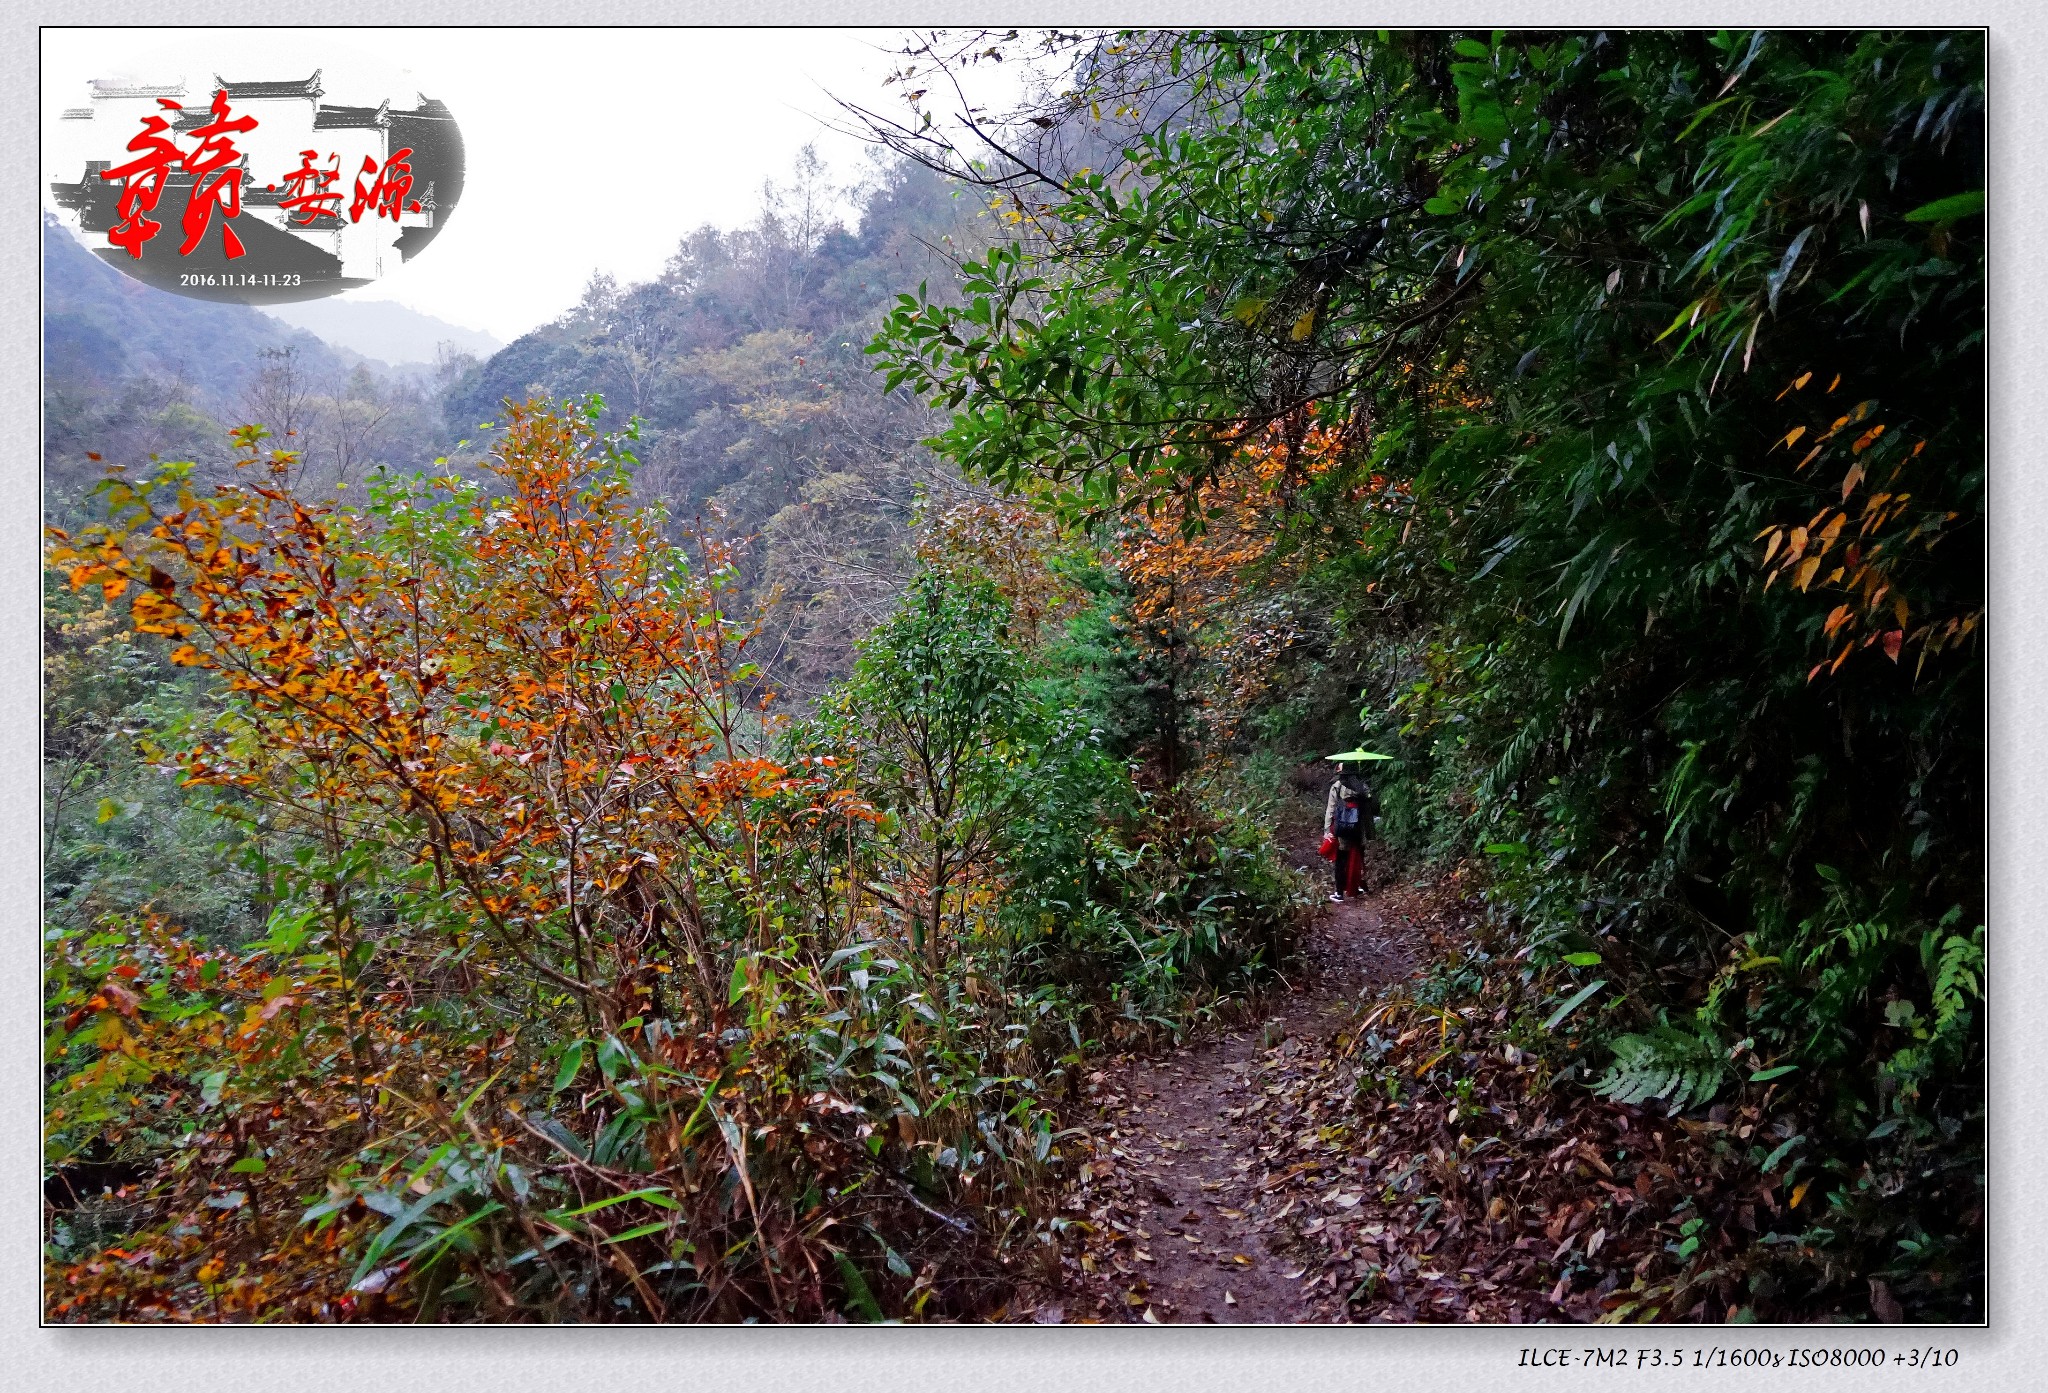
[1007, 854, 1837, 1324]
[1007, 850, 1420, 1323]
[1238, 875, 1838, 1324]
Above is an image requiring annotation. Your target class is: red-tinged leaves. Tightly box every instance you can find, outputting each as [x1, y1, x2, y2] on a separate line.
[1756, 382, 1975, 683]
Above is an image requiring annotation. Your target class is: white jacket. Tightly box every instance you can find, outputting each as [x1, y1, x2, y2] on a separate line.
[1324, 778, 1370, 837]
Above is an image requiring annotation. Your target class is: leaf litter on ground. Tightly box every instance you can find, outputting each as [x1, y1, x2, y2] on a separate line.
[1001, 839, 1830, 1324]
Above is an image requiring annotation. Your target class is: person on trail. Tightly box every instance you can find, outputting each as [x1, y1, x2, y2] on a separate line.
[1321, 765, 1378, 901]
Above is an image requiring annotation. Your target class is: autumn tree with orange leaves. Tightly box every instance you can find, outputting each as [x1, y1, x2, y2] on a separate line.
[41, 400, 1093, 1322]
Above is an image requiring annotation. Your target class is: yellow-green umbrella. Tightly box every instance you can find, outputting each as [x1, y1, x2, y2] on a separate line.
[1327, 748, 1394, 762]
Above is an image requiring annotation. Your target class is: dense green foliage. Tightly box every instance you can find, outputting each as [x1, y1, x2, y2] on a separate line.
[812, 568, 1302, 1034]
[43, 575, 264, 942]
[875, 30, 1984, 1316]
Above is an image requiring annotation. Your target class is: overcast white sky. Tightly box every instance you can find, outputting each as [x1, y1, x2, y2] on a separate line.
[42, 27, 1029, 342]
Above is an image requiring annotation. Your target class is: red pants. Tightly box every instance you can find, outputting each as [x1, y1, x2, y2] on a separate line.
[1333, 841, 1363, 896]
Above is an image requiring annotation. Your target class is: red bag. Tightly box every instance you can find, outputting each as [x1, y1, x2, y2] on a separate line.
[1318, 833, 1337, 859]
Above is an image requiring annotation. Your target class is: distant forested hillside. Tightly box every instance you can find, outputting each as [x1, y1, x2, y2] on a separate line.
[43, 216, 456, 518]
[43, 215, 355, 403]
[441, 154, 984, 695]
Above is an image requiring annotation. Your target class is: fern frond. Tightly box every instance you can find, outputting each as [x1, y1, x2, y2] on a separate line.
[1594, 1021, 1728, 1113]
[1475, 713, 1548, 807]
[1931, 925, 1985, 1034]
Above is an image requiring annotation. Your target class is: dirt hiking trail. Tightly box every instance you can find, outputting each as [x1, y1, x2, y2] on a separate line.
[1018, 833, 1428, 1324]
[1008, 818, 1792, 1327]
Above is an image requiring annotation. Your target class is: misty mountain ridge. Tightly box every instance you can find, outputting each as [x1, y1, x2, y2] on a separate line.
[43, 213, 456, 517]
[42, 214, 353, 409]
[260, 298, 503, 369]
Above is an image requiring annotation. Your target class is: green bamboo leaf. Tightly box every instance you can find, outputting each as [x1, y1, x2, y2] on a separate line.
[1654, 300, 1703, 343]
[550, 1188, 679, 1220]
[1901, 191, 1983, 223]
[552, 1041, 585, 1094]
[835, 1251, 885, 1322]
[1542, 978, 1607, 1032]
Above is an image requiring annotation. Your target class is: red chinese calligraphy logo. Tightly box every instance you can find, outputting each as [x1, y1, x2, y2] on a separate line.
[52, 62, 464, 303]
[350, 147, 416, 223]
[277, 151, 342, 225]
[95, 96, 427, 258]
[98, 90, 255, 259]
[176, 89, 257, 257]
[97, 99, 185, 259]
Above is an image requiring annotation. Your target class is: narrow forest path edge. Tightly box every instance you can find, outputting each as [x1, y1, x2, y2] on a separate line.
[1003, 829, 1425, 1324]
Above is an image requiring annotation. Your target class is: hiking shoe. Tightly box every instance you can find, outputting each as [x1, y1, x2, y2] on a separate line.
[1328, 893, 1346, 903]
